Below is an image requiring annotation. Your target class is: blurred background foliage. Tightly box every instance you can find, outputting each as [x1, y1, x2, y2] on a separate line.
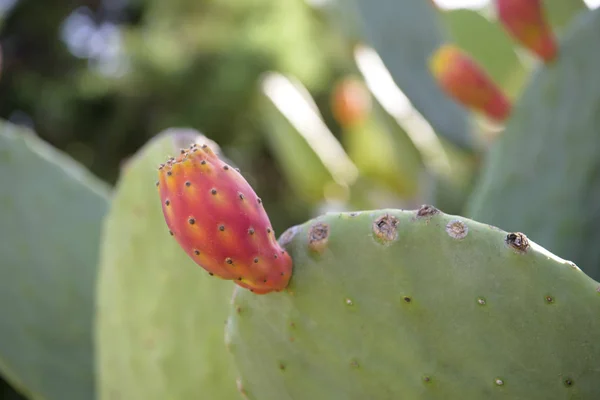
[0, 0, 365, 235]
[0, 0, 594, 396]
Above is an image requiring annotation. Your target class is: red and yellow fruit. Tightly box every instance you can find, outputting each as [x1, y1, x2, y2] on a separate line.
[157, 142, 292, 294]
[429, 44, 512, 122]
[331, 77, 372, 128]
[496, 0, 557, 62]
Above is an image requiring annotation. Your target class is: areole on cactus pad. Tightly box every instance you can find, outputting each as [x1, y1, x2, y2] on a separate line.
[156, 142, 293, 294]
[226, 206, 600, 400]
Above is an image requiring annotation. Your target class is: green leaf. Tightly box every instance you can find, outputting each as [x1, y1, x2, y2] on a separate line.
[95, 128, 241, 400]
[0, 121, 110, 400]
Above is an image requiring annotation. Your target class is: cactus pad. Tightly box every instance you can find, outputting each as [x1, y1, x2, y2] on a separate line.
[0, 122, 110, 400]
[96, 129, 240, 400]
[349, 0, 474, 150]
[467, 8, 600, 281]
[226, 207, 600, 400]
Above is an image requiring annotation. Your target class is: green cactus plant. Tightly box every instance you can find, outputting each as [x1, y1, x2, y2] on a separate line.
[4, 0, 600, 399]
[466, 7, 600, 282]
[0, 121, 110, 400]
[95, 129, 240, 400]
[226, 207, 600, 400]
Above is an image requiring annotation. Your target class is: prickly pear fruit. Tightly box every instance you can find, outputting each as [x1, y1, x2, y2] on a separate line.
[226, 207, 600, 399]
[157, 142, 292, 294]
[495, 0, 557, 62]
[429, 44, 511, 122]
[331, 77, 372, 128]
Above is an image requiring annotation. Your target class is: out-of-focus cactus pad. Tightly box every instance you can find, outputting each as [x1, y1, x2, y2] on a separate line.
[95, 128, 240, 400]
[467, 8, 600, 282]
[350, 0, 474, 149]
[0, 122, 110, 400]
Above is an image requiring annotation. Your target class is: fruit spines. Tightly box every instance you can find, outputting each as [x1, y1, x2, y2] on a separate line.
[496, 0, 557, 63]
[157, 142, 292, 294]
[429, 44, 511, 122]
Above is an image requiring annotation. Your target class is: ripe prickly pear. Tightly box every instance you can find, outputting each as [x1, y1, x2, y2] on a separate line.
[495, 0, 557, 62]
[156, 142, 292, 294]
[429, 44, 511, 122]
[331, 77, 372, 128]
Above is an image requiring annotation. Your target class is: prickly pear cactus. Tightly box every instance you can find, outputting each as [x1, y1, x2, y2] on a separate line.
[95, 129, 240, 400]
[0, 121, 110, 400]
[226, 207, 600, 400]
[467, 8, 600, 282]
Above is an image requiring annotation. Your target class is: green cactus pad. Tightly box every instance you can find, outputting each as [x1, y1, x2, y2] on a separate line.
[544, 0, 587, 29]
[0, 121, 110, 400]
[227, 207, 600, 400]
[95, 129, 240, 400]
[466, 8, 600, 282]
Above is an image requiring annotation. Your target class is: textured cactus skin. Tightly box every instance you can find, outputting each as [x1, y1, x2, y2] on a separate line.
[429, 44, 511, 122]
[467, 8, 600, 282]
[226, 207, 600, 400]
[157, 142, 292, 294]
[96, 129, 240, 400]
[0, 121, 110, 400]
[496, 0, 557, 62]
